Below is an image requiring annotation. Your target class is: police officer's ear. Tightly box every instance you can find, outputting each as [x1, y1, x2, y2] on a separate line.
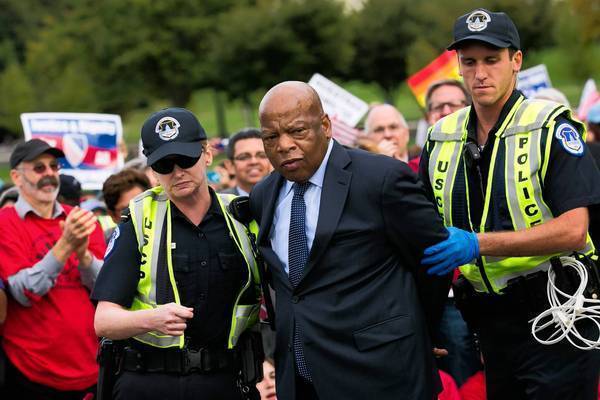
[203, 143, 213, 166]
[510, 49, 523, 74]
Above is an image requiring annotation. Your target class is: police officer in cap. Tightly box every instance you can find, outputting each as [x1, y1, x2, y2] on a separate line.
[93, 108, 262, 400]
[419, 8, 600, 400]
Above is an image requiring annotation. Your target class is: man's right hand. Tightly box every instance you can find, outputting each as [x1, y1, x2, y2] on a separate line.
[52, 207, 97, 263]
[147, 303, 194, 336]
[61, 207, 97, 247]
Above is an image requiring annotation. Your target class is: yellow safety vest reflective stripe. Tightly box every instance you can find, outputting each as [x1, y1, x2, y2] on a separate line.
[427, 98, 595, 293]
[128, 186, 261, 348]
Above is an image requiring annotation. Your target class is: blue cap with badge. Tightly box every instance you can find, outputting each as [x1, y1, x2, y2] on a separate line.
[141, 108, 207, 166]
[448, 8, 520, 51]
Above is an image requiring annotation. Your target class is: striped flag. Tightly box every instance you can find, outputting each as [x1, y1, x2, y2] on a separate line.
[407, 51, 461, 108]
[331, 117, 360, 147]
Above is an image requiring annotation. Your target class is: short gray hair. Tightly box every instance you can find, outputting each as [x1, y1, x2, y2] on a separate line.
[364, 104, 408, 133]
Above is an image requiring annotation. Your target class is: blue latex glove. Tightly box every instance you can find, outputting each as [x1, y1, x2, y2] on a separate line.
[422, 227, 479, 276]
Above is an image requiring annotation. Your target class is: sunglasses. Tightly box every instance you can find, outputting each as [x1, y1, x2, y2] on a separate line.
[20, 161, 61, 174]
[151, 155, 200, 174]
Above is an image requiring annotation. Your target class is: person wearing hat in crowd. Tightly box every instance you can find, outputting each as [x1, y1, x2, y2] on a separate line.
[57, 174, 82, 207]
[92, 108, 264, 400]
[0, 139, 106, 398]
[419, 8, 600, 399]
[0, 185, 19, 208]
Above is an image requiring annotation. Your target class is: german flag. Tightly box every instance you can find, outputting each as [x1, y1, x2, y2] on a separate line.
[407, 50, 461, 108]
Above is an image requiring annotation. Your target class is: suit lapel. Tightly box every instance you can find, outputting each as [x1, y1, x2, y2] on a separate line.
[257, 173, 284, 246]
[302, 142, 352, 281]
[256, 172, 290, 288]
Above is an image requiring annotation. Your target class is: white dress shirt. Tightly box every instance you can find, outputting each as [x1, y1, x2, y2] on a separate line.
[270, 139, 334, 275]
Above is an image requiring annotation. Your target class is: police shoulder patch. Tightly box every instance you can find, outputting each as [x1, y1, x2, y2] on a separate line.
[555, 123, 584, 157]
[104, 225, 120, 258]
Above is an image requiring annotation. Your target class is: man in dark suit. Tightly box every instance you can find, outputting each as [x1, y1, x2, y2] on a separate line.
[250, 81, 451, 400]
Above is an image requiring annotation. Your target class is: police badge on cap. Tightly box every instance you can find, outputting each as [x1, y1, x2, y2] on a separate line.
[466, 10, 491, 32]
[155, 117, 181, 141]
[447, 8, 520, 51]
[140, 108, 208, 166]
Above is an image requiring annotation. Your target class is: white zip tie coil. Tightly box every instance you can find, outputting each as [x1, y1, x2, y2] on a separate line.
[531, 256, 600, 350]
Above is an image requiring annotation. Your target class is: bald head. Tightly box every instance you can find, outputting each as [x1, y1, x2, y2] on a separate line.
[364, 104, 409, 161]
[365, 104, 407, 133]
[258, 81, 332, 183]
[259, 81, 324, 120]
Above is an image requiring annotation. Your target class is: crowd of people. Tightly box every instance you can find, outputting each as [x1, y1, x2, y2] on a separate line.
[0, 6, 599, 400]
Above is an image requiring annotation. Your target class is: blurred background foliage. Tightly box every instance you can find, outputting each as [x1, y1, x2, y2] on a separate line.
[0, 0, 597, 144]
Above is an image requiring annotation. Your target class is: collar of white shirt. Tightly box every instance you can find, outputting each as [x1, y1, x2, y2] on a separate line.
[281, 138, 334, 195]
[236, 186, 250, 197]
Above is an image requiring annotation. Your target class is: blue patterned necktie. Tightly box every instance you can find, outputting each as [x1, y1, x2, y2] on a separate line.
[288, 181, 312, 381]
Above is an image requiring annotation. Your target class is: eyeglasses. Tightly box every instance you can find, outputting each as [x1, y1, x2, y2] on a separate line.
[19, 161, 61, 174]
[151, 155, 200, 174]
[430, 101, 467, 114]
[233, 152, 268, 162]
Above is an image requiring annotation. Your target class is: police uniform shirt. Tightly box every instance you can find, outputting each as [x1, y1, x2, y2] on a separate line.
[419, 90, 600, 232]
[92, 189, 247, 349]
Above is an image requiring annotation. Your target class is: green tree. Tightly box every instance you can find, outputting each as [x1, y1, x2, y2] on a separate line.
[553, 0, 600, 80]
[0, 62, 36, 139]
[481, 0, 558, 51]
[0, 0, 81, 67]
[209, 0, 353, 124]
[350, 0, 419, 102]
[23, 0, 243, 113]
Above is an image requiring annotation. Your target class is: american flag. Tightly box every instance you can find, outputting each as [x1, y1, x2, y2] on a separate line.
[331, 116, 360, 147]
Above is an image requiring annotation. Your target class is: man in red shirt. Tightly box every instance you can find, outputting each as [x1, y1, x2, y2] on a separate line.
[0, 139, 105, 399]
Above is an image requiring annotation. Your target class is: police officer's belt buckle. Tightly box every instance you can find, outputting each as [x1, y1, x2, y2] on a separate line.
[183, 348, 210, 374]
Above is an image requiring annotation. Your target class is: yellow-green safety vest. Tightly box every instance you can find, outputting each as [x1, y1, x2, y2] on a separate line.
[427, 97, 595, 294]
[128, 186, 261, 349]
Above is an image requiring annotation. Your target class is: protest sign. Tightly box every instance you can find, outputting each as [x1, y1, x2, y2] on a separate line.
[517, 64, 552, 98]
[21, 112, 123, 190]
[308, 74, 367, 146]
[308, 73, 368, 127]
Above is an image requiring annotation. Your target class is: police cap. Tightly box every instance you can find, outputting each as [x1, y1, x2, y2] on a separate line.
[141, 107, 207, 166]
[448, 8, 520, 51]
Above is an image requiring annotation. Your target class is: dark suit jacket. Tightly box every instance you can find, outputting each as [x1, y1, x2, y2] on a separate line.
[250, 141, 449, 400]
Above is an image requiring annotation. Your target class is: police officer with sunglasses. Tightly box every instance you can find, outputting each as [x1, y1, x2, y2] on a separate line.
[92, 108, 263, 400]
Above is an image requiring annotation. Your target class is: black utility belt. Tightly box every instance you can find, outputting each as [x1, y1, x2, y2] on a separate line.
[121, 346, 239, 375]
[453, 271, 550, 324]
